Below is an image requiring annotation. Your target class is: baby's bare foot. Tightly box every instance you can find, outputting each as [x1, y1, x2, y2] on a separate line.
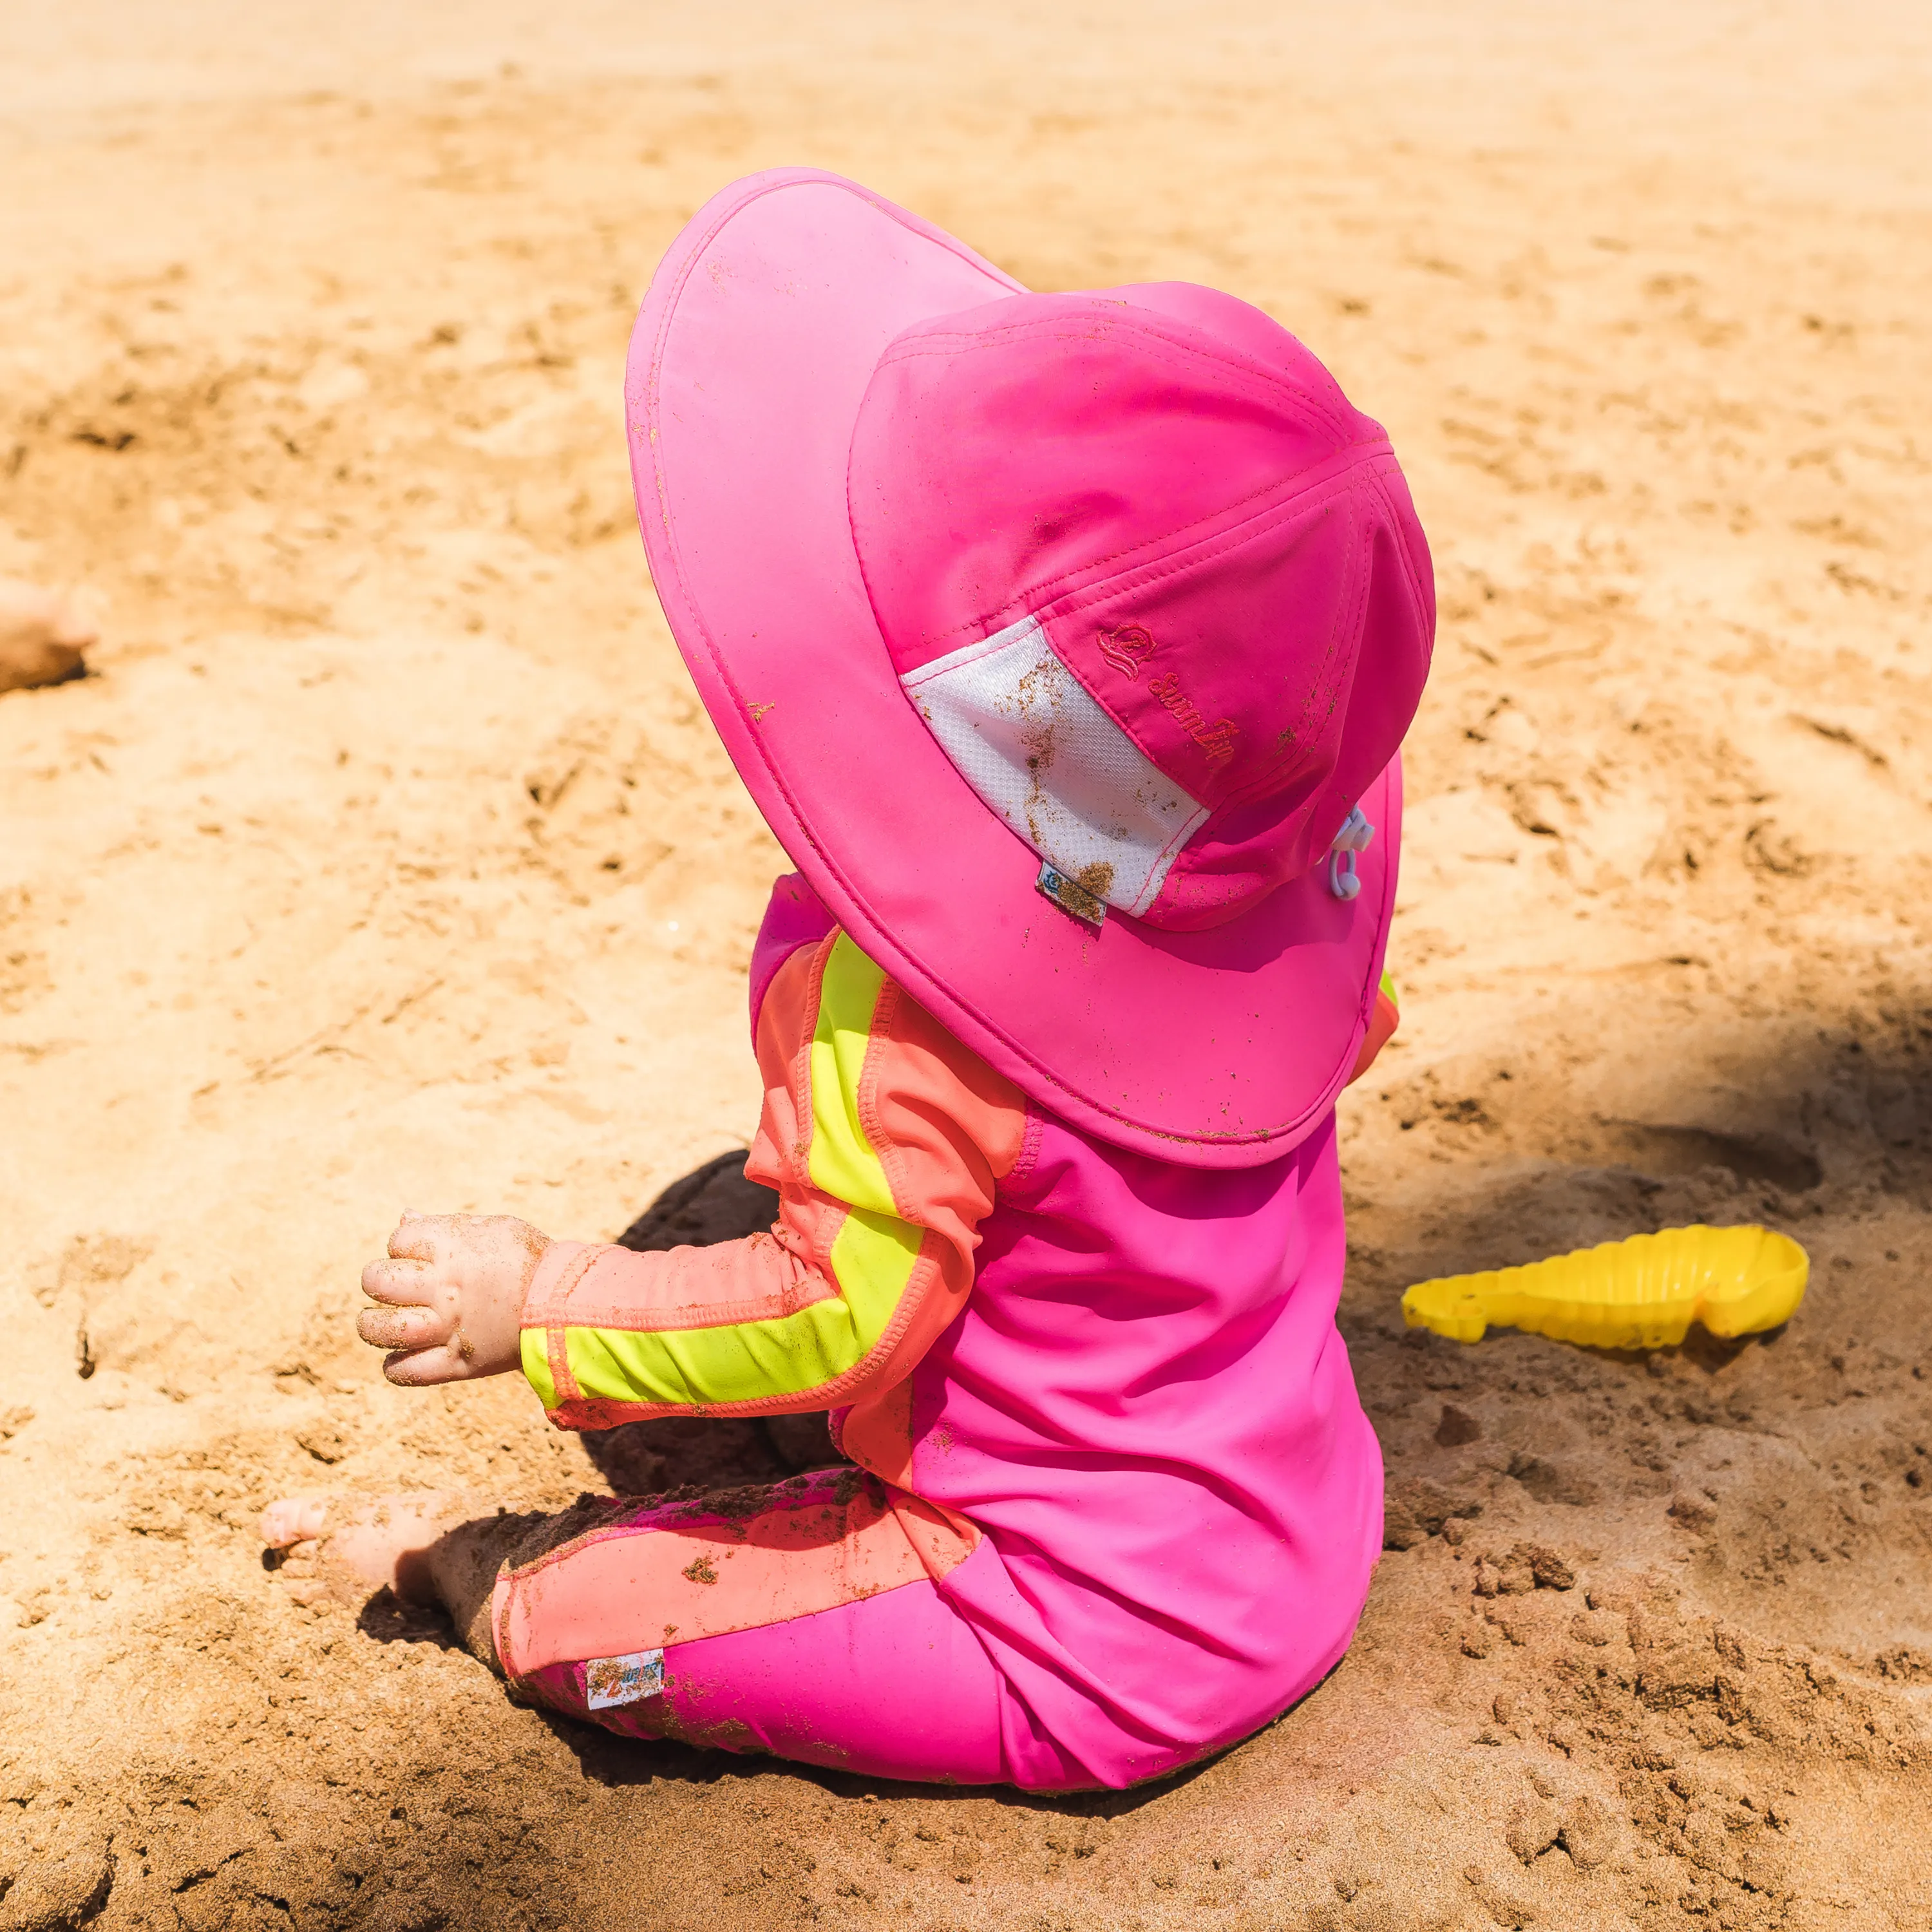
[260, 1492, 475, 1608]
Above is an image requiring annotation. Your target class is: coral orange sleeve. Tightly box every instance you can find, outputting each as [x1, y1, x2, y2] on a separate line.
[1347, 968, 1400, 1086]
[518, 931, 1029, 1432]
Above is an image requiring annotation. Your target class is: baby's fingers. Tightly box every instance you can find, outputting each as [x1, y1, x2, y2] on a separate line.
[356, 1303, 451, 1352]
[361, 1255, 439, 1305]
[380, 1341, 474, 1387]
[386, 1211, 446, 1265]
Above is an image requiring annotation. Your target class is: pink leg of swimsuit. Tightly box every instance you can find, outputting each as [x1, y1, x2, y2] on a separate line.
[494, 1470, 1012, 1785]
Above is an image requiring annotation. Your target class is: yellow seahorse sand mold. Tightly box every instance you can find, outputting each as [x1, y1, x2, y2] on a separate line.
[1401, 1224, 1809, 1350]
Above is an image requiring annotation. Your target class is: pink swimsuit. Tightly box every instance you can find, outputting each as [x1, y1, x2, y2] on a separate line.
[489, 875, 1392, 1792]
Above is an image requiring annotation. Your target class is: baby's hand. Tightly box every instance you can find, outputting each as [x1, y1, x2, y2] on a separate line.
[357, 1212, 549, 1385]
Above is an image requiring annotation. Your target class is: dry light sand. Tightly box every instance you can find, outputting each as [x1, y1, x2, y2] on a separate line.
[3, 1, 1931, 1926]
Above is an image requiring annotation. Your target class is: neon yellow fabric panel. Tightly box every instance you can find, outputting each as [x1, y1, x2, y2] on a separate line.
[545, 933, 930, 1410]
[1379, 967, 1399, 1008]
[561, 1206, 923, 1406]
[806, 936, 898, 1217]
[521, 1329, 558, 1410]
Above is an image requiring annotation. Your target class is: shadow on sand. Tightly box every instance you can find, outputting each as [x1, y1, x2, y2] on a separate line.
[353, 994, 1932, 1816]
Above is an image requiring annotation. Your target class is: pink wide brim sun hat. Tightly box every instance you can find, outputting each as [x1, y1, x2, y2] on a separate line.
[627, 169, 1435, 1168]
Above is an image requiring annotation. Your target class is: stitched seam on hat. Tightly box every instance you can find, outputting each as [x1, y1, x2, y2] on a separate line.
[875, 308, 1357, 441]
[1371, 461, 1436, 630]
[1217, 494, 1360, 808]
[898, 622, 1031, 690]
[1278, 503, 1375, 810]
[1041, 477, 1358, 801]
[1229, 469, 1412, 820]
[1133, 800, 1213, 908]
[904, 438, 1388, 658]
[1027, 466, 1373, 799]
[871, 307, 1372, 645]
[1240, 494, 1367, 808]
[878, 316, 1356, 555]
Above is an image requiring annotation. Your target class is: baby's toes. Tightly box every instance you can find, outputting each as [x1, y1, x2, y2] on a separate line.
[267, 1540, 361, 1608]
[260, 1495, 329, 1548]
[279, 1554, 325, 1604]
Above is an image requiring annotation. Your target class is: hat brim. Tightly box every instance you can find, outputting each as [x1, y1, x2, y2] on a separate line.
[627, 169, 1399, 1168]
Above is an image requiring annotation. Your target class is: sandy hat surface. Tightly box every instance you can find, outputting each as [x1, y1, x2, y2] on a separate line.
[627, 169, 1433, 1166]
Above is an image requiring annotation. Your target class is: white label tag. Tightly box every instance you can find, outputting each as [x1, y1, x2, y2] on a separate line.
[585, 1648, 665, 1710]
[902, 614, 1208, 918]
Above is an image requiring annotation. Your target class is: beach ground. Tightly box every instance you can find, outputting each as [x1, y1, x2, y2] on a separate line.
[2, 2, 1930, 1925]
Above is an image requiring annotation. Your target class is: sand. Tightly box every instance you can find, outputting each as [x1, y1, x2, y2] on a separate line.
[2, 0, 1930, 1924]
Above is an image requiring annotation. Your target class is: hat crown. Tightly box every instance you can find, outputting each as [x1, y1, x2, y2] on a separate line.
[849, 284, 1435, 931]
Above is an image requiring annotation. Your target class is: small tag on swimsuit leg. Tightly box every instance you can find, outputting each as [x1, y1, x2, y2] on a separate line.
[585, 1648, 665, 1710]
[1036, 861, 1107, 929]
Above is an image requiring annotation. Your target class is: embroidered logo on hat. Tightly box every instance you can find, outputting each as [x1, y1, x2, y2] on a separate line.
[1096, 623, 1159, 679]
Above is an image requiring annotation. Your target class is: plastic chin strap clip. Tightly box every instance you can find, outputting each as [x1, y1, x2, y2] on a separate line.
[1328, 806, 1375, 902]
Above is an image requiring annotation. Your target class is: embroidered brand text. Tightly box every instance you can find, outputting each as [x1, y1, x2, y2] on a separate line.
[1146, 672, 1238, 769]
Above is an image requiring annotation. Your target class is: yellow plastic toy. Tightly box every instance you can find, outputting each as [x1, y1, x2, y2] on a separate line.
[1400, 1224, 1808, 1350]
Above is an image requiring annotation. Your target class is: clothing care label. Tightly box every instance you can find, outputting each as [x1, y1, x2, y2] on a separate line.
[1036, 860, 1108, 929]
[585, 1648, 665, 1710]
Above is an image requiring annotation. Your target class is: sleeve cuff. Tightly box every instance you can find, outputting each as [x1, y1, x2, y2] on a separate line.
[519, 1326, 559, 1412]
[520, 1238, 596, 1414]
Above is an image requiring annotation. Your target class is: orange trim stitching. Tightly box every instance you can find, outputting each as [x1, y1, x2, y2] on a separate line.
[857, 971, 918, 1226]
[493, 1571, 522, 1685]
[527, 1242, 603, 1408]
[547, 1323, 576, 1408]
[880, 967, 1029, 1186]
[529, 1267, 838, 1338]
[547, 1237, 944, 1429]
[499, 1482, 844, 1591]
[525, 1241, 601, 1327]
[796, 932, 840, 1266]
[1004, 1103, 1045, 1189]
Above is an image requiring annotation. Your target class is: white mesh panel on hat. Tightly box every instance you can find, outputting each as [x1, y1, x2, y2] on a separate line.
[901, 615, 1208, 918]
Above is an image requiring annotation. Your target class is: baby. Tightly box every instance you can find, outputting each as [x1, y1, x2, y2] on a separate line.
[263, 168, 1434, 1792]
